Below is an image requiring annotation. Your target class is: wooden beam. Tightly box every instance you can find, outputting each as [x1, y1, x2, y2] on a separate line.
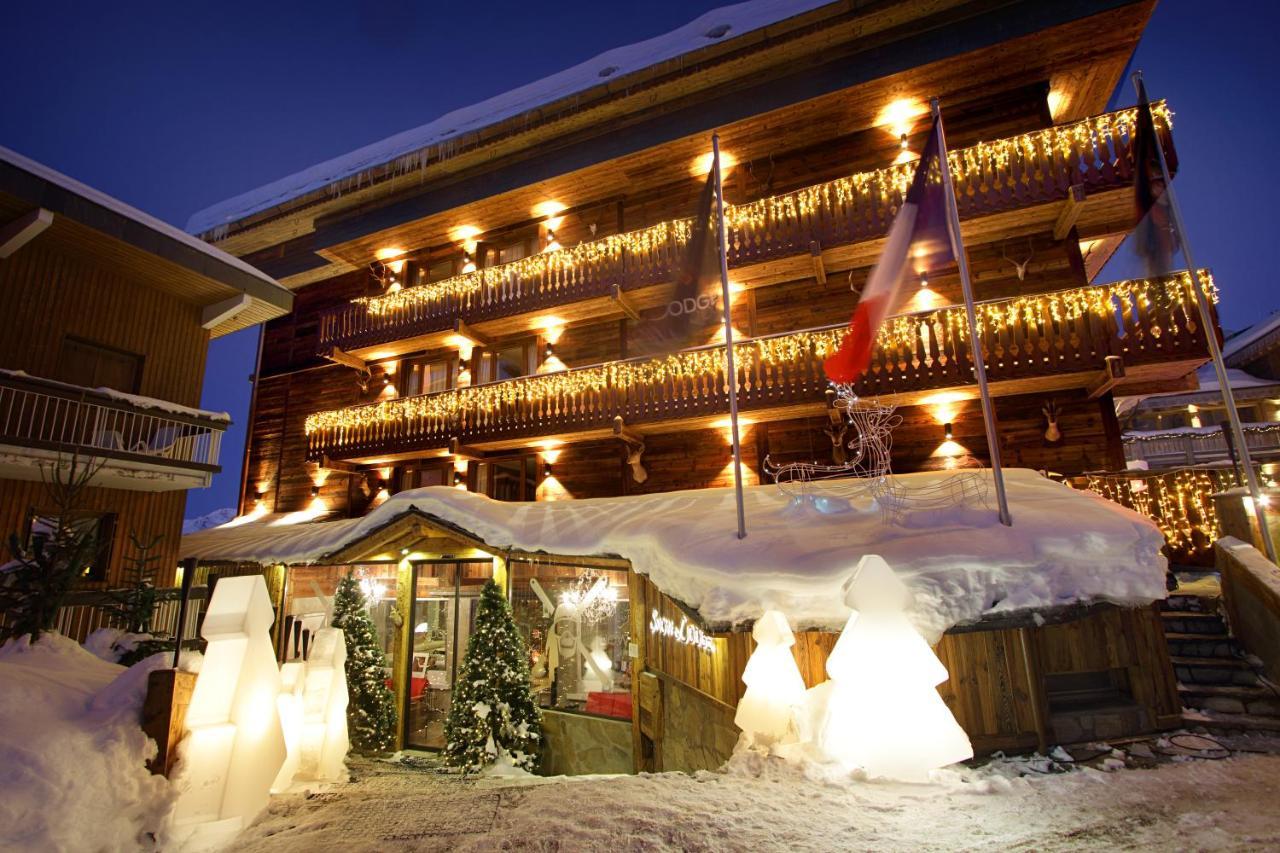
[323, 347, 366, 371]
[809, 241, 827, 284]
[1087, 355, 1125, 399]
[1053, 184, 1088, 241]
[319, 455, 365, 475]
[449, 437, 486, 460]
[0, 208, 53, 258]
[201, 293, 253, 330]
[612, 415, 645, 447]
[452, 319, 491, 349]
[611, 285, 641, 321]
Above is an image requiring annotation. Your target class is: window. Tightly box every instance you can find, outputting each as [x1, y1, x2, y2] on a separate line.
[401, 461, 454, 491]
[427, 258, 457, 282]
[475, 456, 538, 502]
[26, 510, 116, 582]
[406, 560, 494, 749]
[477, 340, 535, 384]
[55, 337, 143, 393]
[482, 235, 535, 269]
[509, 561, 633, 720]
[401, 356, 455, 397]
[281, 565, 399, 662]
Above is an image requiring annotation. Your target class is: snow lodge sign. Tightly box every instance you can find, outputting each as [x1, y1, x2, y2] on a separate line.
[649, 608, 715, 653]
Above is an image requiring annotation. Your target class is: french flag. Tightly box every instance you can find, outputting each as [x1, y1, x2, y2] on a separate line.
[823, 116, 954, 385]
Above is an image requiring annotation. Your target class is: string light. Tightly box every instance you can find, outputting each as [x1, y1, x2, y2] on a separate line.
[1076, 467, 1232, 556]
[305, 272, 1207, 438]
[348, 103, 1172, 320]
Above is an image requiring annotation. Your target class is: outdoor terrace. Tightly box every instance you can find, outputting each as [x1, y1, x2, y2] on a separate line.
[0, 371, 226, 491]
[316, 104, 1174, 361]
[306, 273, 1210, 463]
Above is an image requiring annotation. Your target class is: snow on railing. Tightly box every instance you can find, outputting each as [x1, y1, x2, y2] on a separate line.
[318, 102, 1174, 353]
[306, 273, 1210, 461]
[1123, 423, 1280, 466]
[0, 374, 225, 470]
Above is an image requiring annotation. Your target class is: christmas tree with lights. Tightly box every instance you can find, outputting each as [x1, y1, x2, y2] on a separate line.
[330, 572, 397, 754]
[444, 579, 542, 773]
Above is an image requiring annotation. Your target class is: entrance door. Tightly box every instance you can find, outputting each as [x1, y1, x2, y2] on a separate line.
[405, 560, 493, 750]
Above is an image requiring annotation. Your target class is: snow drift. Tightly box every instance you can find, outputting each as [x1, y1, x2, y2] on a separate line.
[182, 469, 1167, 640]
[0, 634, 175, 852]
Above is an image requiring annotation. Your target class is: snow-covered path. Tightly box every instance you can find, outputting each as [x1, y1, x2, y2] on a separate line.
[233, 750, 1280, 852]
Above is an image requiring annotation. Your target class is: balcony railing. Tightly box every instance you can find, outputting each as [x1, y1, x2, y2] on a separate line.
[1123, 423, 1280, 467]
[306, 272, 1209, 461]
[318, 103, 1172, 354]
[0, 372, 225, 488]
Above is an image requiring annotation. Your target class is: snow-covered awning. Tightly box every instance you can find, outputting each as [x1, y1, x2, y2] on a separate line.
[181, 469, 1166, 641]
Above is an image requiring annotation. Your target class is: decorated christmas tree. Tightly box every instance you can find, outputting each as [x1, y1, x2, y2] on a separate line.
[444, 579, 542, 773]
[329, 572, 397, 754]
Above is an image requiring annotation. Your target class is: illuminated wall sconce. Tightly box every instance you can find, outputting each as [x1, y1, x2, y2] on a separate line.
[453, 469, 466, 486]
[543, 463, 553, 478]
[900, 133, 909, 151]
[943, 423, 954, 440]
[919, 272, 929, 289]
[310, 484, 321, 498]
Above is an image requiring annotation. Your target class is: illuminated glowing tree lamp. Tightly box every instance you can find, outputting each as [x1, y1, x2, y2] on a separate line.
[170, 575, 287, 847]
[734, 609, 807, 747]
[271, 627, 349, 792]
[814, 555, 972, 782]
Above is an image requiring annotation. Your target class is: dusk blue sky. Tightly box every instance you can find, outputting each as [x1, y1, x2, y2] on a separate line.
[2, 0, 1276, 517]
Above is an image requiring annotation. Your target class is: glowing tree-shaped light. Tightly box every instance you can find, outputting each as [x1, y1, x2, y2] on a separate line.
[171, 575, 286, 847]
[272, 627, 349, 792]
[734, 610, 808, 746]
[815, 555, 972, 782]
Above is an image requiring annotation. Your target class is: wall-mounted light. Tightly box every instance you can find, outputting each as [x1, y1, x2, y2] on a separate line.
[944, 423, 954, 440]
[919, 272, 929, 289]
[543, 463, 553, 478]
[453, 470, 466, 485]
[310, 484, 321, 498]
[900, 133, 909, 151]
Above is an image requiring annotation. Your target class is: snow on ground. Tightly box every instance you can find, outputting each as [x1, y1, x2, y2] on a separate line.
[182, 469, 1166, 641]
[185, 0, 834, 235]
[229, 748, 1280, 852]
[0, 634, 175, 852]
[184, 507, 237, 534]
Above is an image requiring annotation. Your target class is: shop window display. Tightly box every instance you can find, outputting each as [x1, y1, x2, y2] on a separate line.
[509, 561, 633, 720]
[281, 565, 398, 663]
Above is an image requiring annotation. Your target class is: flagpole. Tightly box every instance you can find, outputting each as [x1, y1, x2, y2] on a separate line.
[1132, 72, 1277, 563]
[712, 133, 747, 540]
[931, 98, 1012, 526]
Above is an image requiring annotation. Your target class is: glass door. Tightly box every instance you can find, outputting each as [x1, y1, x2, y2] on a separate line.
[404, 560, 493, 750]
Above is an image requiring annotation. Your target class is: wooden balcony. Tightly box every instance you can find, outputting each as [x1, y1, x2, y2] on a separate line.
[1123, 424, 1280, 469]
[0, 372, 225, 491]
[317, 104, 1173, 359]
[306, 273, 1210, 463]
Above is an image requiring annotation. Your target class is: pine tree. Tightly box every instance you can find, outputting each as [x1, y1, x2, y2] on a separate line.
[444, 579, 542, 773]
[330, 572, 397, 754]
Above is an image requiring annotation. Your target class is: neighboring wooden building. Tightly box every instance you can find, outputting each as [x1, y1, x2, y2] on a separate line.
[185, 0, 1207, 765]
[0, 147, 292, 587]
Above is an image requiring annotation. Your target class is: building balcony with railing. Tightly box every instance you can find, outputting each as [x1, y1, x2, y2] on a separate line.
[0, 370, 227, 491]
[305, 273, 1211, 464]
[316, 104, 1174, 362]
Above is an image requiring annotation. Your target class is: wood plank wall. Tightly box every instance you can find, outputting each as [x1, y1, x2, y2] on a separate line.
[636, 574, 1180, 757]
[0, 242, 211, 586]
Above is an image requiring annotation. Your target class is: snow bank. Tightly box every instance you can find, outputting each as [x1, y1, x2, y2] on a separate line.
[182, 469, 1166, 640]
[0, 634, 175, 852]
[185, 0, 833, 235]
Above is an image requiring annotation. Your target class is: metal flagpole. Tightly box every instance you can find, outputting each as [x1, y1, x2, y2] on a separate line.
[1133, 72, 1277, 563]
[712, 133, 747, 539]
[931, 98, 1013, 526]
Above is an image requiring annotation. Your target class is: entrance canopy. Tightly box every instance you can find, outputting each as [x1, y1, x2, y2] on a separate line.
[181, 469, 1166, 640]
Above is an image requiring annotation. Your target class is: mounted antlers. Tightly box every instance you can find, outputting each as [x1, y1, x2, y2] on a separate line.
[1042, 399, 1062, 443]
[1002, 237, 1035, 281]
[613, 416, 648, 483]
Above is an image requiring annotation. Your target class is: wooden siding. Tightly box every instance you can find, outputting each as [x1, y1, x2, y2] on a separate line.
[0, 478, 186, 588]
[0, 241, 209, 407]
[636, 575, 1180, 757]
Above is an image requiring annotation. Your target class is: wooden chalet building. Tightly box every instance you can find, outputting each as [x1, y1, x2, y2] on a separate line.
[184, 0, 1210, 769]
[0, 147, 293, 588]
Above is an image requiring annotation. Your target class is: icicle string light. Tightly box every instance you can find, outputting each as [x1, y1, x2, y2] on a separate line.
[354, 103, 1171, 318]
[1077, 468, 1234, 555]
[306, 271, 1207, 437]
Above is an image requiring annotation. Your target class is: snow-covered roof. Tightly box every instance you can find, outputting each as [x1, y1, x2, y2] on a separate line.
[185, 0, 835, 236]
[0, 146, 285, 294]
[181, 469, 1167, 641]
[1223, 312, 1280, 366]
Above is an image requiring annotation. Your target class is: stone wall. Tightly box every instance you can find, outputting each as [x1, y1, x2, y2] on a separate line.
[658, 677, 739, 774]
[1217, 536, 1280, 685]
[539, 710, 633, 776]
